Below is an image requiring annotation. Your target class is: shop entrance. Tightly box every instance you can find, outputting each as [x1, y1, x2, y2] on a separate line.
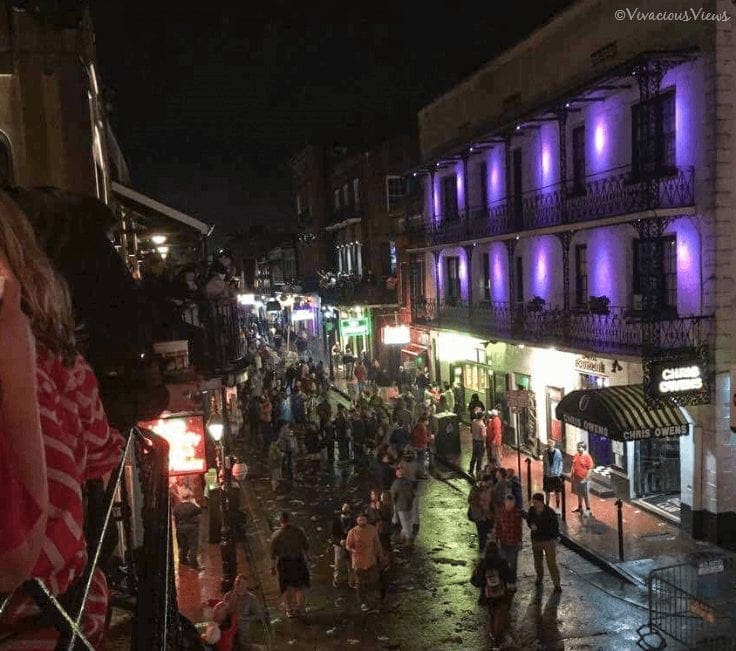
[545, 386, 566, 454]
[634, 438, 681, 512]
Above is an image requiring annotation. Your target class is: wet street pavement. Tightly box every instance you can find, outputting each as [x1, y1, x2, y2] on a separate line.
[224, 443, 664, 650]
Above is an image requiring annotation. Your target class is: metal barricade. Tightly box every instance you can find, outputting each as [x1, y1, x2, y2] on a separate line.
[637, 555, 736, 650]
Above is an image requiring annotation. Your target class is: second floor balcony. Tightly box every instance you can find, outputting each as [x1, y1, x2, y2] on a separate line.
[412, 298, 711, 358]
[417, 164, 694, 247]
[319, 273, 398, 306]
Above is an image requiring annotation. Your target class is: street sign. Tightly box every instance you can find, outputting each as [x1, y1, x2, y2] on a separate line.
[340, 317, 370, 336]
[506, 389, 530, 410]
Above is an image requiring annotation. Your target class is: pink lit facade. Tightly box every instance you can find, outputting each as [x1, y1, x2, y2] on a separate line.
[405, 0, 736, 547]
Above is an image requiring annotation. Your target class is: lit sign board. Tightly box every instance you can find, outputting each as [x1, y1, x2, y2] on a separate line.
[237, 293, 256, 305]
[340, 317, 369, 336]
[291, 308, 313, 322]
[138, 414, 206, 476]
[651, 361, 704, 397]
[383, 325, 410, 345]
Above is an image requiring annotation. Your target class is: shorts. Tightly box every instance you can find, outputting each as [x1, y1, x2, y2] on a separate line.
[543, 475, 563, 493]
[572, 479, 590, 497]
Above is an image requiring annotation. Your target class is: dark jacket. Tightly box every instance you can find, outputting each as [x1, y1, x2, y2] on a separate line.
[526, 504, 560, 542]
[331, 514, 354, 545]
[470, 552, 514, 602]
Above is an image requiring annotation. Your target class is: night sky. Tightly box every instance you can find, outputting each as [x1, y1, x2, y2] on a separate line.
[91, 1, 573, 236]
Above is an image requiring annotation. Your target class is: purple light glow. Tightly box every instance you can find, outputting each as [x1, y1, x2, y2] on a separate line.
[541, 148, 551, 179]
[586, 229, 622, 305]
[433, 176, 440, 222]
[490, 243, 508, 303]
[671, 218, 700, 315]
[594, 123, 605, 156]
[455, 164, 464, 212]
[530, 238, 553, 299]
[488, 148, 504, 202]
[539, 124, 557, 187]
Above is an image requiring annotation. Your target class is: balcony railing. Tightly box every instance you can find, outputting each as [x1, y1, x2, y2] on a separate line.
[180, 299, 248, 376]
[412, 299, 711, 356]
[409, 165, 694, 247]
[319, 277, 398, 306]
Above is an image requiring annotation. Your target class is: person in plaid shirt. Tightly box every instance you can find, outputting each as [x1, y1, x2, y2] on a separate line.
[495, 494, 523, 590]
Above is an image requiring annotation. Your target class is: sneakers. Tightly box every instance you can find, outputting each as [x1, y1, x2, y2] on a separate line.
[555, 508, 561, 515]
[572, 507, 582, 513]
[360, 603, 370, 612]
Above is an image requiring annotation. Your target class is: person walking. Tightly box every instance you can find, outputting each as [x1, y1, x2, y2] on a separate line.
[270, 511, 311, 618]
[470, 541, 514, 649]
[571, 442, 595, 515]
[223, 574, 266, 650]
[345, 513, 384, 612]
[485, 409, 504, 465]
[526, 492, 562, 592]
[441, 382, 455, 413]
[543, 439, 564, 514]
[331, 503, 356, 588]
[390, 467, 416, 546]
[268, 439, 283, 491]
[354, 358, 368, 395]
[173, 488, 203, 569]
[469, 412, 486, 478]
[467, 477, 494, 552]
[495, 495, 523, 590]
[411, 414, 432, 477]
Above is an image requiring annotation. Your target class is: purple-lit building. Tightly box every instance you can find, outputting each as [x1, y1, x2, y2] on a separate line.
[405, 0, 736, 546]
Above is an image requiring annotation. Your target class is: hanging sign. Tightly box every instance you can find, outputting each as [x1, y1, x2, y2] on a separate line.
[340, 317, 369, 336]
[383, 325, 410, 345]
[650, 359, 704, 398]
[138, 413, 206, 476]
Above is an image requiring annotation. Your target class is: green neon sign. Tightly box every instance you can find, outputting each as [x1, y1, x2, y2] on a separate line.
[340, 317, 370, 336]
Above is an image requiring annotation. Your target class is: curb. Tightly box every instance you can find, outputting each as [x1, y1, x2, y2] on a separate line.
[557, 532, 641, 586]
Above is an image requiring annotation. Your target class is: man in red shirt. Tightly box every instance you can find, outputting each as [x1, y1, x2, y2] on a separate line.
[571, 442, 595, 515]
[485, 409, 503, 465]
[495, 494, 523, 590]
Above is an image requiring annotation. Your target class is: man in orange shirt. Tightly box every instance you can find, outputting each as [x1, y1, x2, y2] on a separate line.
[571, 442, 595, 515]
[345, 513, 384, 611]
[485, 409, 503, 465]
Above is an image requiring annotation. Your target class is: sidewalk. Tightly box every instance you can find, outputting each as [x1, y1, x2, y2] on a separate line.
[452, 422, 736, 586]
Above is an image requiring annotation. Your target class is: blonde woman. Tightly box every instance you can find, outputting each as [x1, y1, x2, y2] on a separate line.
[0, 194, 123, 648]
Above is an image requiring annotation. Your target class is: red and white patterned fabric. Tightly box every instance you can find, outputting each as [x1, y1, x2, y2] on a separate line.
[0, 348, 123, 650]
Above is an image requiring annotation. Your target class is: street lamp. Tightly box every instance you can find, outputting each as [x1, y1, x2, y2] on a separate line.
[151, 234, 167, 246]
[206, 396, 236, 593]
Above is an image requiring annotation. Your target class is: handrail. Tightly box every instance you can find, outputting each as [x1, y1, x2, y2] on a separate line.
[416, 164, 695, 246]
[0, 427, 186, 650]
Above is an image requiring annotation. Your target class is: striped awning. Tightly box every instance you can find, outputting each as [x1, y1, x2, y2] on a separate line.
[555, 385, 689, 442]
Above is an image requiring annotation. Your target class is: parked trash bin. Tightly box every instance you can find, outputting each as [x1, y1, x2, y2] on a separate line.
[433, 412, 461, 455]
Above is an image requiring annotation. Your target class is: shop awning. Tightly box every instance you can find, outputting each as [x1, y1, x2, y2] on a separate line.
[401, 343, 428, 357]
[555, 385, 689, 442]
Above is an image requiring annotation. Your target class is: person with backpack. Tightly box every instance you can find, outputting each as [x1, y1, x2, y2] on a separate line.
[470, 541, 514, 649]
[467, 476, 494, 551]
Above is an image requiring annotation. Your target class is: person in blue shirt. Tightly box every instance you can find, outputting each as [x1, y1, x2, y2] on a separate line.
[543, 439, 564, 514]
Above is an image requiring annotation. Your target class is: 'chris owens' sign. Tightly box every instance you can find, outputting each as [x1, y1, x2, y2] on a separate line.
[651, 361, 703, 397]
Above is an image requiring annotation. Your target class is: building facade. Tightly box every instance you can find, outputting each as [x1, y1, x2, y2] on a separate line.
[292, 137, 417, 372]
[0, 2, 115, 198]
[405, 0, 736, 546]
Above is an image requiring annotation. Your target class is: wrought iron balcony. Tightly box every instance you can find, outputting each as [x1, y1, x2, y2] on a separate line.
[180, 299, 248, 376]
[319, 275, 398, 306]
[412, 299, 711, 357]
[416, 165, 695, 247]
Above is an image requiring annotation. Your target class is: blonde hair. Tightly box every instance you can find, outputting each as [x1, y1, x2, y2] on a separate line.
[0, 192, 76, 364]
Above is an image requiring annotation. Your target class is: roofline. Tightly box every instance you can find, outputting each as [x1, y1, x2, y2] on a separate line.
[112, 182, 214, 236]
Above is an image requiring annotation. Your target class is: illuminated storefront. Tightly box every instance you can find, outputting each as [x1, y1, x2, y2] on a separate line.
[138, 412, 207, 476]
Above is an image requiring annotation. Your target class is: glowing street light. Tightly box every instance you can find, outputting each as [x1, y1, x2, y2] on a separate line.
[151, 234, 167, 245]
[156, 245, 170, 259]
[206, 411, 224, 442]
